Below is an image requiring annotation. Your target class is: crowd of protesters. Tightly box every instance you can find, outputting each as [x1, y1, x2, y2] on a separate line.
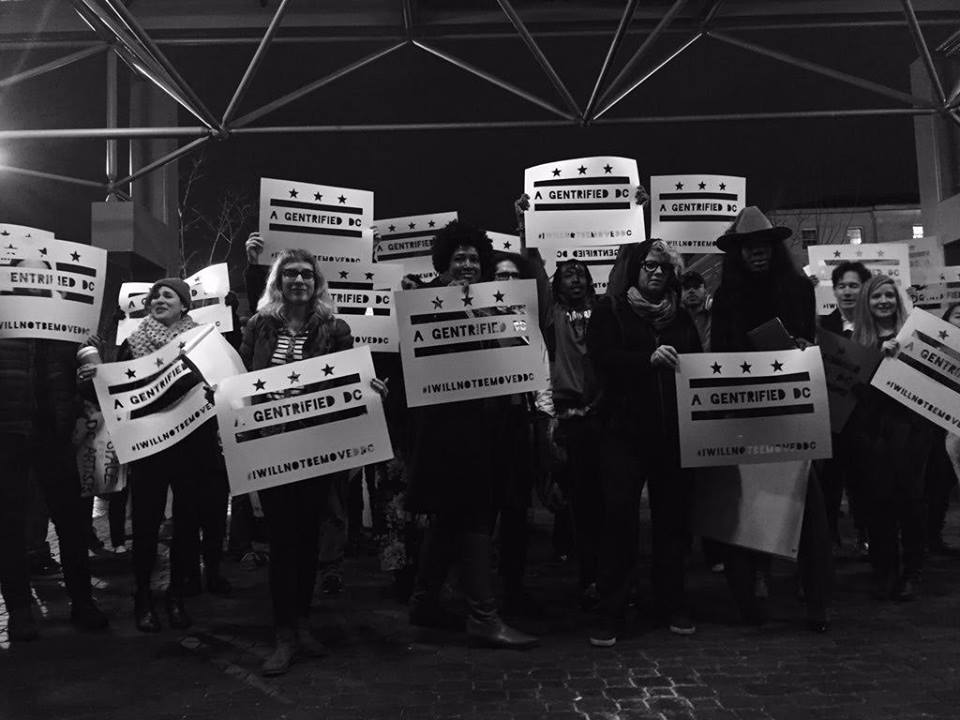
[2, 194, 959, 676]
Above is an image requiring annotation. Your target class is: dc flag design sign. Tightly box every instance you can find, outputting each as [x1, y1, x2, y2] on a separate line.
[0, 235, 107, 344]
[872, 309, 960, 435]
[395, 279, 549, 407]
[93, 325, 246, 463]
[373, 212, 458, 283]
[259, 177, 374, 265]
[650, 174, 746, 254]
[677, 349, 832, 468]
[487, 231, 521, 253]
[808, 243, 911, 314]
[554, 245, 620, 295]
[0, 224, 54, 240]
[116, 264, 233, 345]
[523, 156, 643, 277]
[909, 266, 960, 314]
[215, 346, 394, 495]
[322, 260, 400, 353]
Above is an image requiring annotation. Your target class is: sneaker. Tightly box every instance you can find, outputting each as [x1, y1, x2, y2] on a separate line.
[112, 544, 129, 556]
[29, 556, 63, 579]
[589, 618, 621, 648]
[240, 551, 259, 570]
[668, 613, 696, 636]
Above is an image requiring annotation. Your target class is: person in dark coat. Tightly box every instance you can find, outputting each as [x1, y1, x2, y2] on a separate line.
[585, 239, 702, 647]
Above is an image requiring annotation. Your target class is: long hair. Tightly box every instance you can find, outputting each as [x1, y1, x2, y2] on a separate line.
[852, 273, 906, 348]
[943, 302, 960, 324]
[257, 248, 336, 321]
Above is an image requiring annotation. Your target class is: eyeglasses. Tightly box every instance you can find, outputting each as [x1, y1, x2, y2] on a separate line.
[641, 260, 673, 275]
[495, 270, 521, 281]
[281, 268, 315, 281]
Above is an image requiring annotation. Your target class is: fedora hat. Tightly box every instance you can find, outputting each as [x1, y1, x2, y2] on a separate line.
[715, 206, 792, 252]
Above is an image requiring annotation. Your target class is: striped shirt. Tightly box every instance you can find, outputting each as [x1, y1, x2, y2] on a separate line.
[270, 331, 308, 366]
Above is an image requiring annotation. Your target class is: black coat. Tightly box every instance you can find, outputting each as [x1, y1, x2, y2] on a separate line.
[818, 309, 846, 338]
[0, 339, 81, 439]
[711, 272, 816, 352]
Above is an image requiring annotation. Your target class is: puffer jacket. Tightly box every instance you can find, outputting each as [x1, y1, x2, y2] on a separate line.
[0, 338, 81, 438]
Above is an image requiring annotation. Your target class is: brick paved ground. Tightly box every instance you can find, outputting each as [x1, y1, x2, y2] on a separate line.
[4, 501, 960, 720]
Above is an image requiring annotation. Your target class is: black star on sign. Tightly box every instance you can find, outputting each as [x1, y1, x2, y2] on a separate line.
[338, 270, 349, 279]
[603, 164, 613, 174]
[461, 294, 473, 307]
[578, 165, 587, 175]
[408, 223, 416, 230]
[338, 195, 346, 204]
[833, 251, 841, 258]
[253, 378, 266, 390]
[877, 250, 885, 257]
[4, 244, 14, 250]
[428, 220, 436, 228]
[288, 372, 301, 384]
[432, 296, 443, 309]
[740, 361, 752, 374]
[939, 330, 949, 340]
[322, 364, 334, 376]
[494, 290, 505, 303]
[719, 182, 727, 190]
[552, 168, 561, 177]
[314, 192, 323, 201]
[125, 369, 136, 379]
[388, 225, 396, 232]
[289, 188, 298, 198]
[711, 362, 722, 374]
[155, 358, 165, 368]
[675, 182, 684, 190]
[855, 250, 863, 257]
[364, 272, 375, 280]
[698, 181, 706, 190]
[503, 241, 512, 250]
[178, 341, 186, 351]
[771, 360, 784, 372]
[0, 230, 7, 236]
[70, 251, 80, 261]
[38, 247, 47, 256]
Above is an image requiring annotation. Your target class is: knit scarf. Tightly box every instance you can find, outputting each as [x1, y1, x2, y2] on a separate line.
[126, 314, 199, 359]
[626, 287, 676, 330]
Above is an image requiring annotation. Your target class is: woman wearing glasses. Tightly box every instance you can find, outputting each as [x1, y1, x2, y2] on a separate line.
[585, 239, 701, 647]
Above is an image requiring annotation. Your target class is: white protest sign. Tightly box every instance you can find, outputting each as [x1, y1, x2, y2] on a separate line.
[807, 243, 911, 314]
[908, 236, 944, 283]
[817, 331, 881, 433]
[259, 177, 373, 266]
[395, 279, 549, 407]
[93, 325, 246, 462]
[115, 264, 233, 345]
[0, 236, 107, 343]
[373, 212, 458, 283]
[215, 345, 394, 495]
[676, 349, 832, 467]
[908, 266, 960, 313]
[488, 231, 521, 253]
[871, 309, 960, 435]
[554, 244, 620, 295]
[524, 156, 643, 277]
[0, 224, 54, 241]
[323, 261, 400, 353]
[650, 174, 746, 254]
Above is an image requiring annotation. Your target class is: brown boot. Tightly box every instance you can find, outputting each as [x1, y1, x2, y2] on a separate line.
[262, 627, 296, 676]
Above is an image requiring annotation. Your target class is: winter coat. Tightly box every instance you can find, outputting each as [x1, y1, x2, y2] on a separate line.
[711, 272, 816, 352]
[239, 312, 352, 372]
[0, 338, 81, 439]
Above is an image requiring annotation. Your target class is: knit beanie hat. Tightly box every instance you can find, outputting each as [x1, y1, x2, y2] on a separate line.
[149, 277, 192, 310]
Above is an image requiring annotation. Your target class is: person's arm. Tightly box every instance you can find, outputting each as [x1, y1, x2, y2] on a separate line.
[244, 232, 269, 314]
[331, 318, 354, 352]
[239, 314, 258, 370]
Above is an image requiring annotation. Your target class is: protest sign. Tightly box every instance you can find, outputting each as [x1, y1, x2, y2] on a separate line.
[817, 331, 881, 432]
[0, 224, 54, 241]
[650, 174, 746, 254]
[908, 236, 945, 283]
[115, 264, 233, 344]
[93, 325, 246, 463]
[324, 260, 400, 352]
[395, 279, 549, 407]
[373, 212, 458, 283]
[259, 177, 373, 266]
[0, 236, 107, 343]
[488, 231, 521, 253]
[554, 244, 620, 295]
[808, 243, 911, 314]
[871, 308, 960, 435]
[214, 345, 394, 495]
[676, 349, 832, 467]
[523, 156, 643, 277]
[908, 266, 960, 313]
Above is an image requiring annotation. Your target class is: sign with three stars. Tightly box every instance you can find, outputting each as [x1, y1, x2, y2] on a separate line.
[807, 243, 911, 314]
[322, 260, 401, 352]
[394, 279, 548, 407]
[523, 156, 643, 277]
[487, 231, 521, 253]
[115, 264, 233, 345]
[907, 266, 960, 314]
[92, 325, 245, 463]
[372, 211, 458, 282]
[0, 224, 54, 244]
[0, 234, 108, 343]
[214, 346, 393, 495]
[871, 308, 960, 435]
[907, 236, 945, 283]
[554, 245, 620, 295]
[817, 330, 881, 432]
[650, 174, 746, 253]
[258, 177, 374, 266]
[676, 349, 832, 467]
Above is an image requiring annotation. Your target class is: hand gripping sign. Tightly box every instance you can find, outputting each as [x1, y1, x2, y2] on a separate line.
[871, 308, 960, 436]
[373, 212, 458, 283]
[676, 349, 832, 468]
[214, 346, 394, 495]
[321, 260, 401, 352]
[0, 235, 107, 343]
[808, 243, 911, 314]
[115, 264, 233, 345]
[650, 174, 746, 254]
[523, 156, 643, 277]
[394, 279, 549, 408]
[259, 177, 374, 265]
[93, 325, 246, 463]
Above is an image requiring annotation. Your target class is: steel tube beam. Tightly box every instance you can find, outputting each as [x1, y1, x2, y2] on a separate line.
[495, 0, 582, 118]
[105, 50, 118, 185]
[0, 164, 106, 189]
[402, 0, 415, 35]
[584, 0, 639, 122]
[113, 136, 210, 188]
[0, 44, 106, 89]
[221, 0, 293, 126]
[0, 127, 209, 141]
[700, 0, 726, 27]
[708, 30, 936, 108]
[231, 42, 406, 129]
[900, 0, 947, 106]
[413, 40, 575, 121]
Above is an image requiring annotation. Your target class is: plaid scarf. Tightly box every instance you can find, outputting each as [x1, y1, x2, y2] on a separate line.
[626, 287, 677, 330]
[126, 314, 199, 358]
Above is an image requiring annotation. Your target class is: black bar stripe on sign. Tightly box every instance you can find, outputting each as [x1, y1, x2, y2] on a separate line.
[823, 258, 899, 266]
[410, 305, 527, 325]
[376, 249, 429, 260]
[533, 176, 630, 187]
[55, 263, 97, 277]
[915, 330, 960, 364]
[107, 361, 176, 393]
[898, 354, 960, 395]
[534, 202, 631, 212]
[377, 230, 437, 241]
[268, 224, 364, 239]
[660, 215, 737, 222]
[61, 292, 95, 305]
[128, 374, 200, 420]
[692, 404, 815, 421]
[244, 373, 361, 406]
[1, 289, 94, 304]
[337, 307, 391, 316]
[329, 281, 374, 290]
[690, 371, 810, 389]
[269, 198, 363, 215]
[235, 405, 368, 443]
[658, 192, 739, 201]
[191, 297, 222, 309]
[414, 336, 530, 357]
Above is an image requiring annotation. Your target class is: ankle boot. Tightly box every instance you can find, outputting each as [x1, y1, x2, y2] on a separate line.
[262, 627, 297, 676]
[134, 589, 161, 633]
[466, 598, 538, 649]
[164, 589, 192, 630]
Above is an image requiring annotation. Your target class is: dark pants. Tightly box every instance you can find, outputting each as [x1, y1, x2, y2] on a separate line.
[497, 506, 528, 589]
[25, 470, 52, 560]
[107, 488, 129, 547]
[259, 474, 340, 628]
[0, 432, 92, 611]
[869, 493, 926, 582]
[554, 415, 603, 588]
[925, 439, 956, 544]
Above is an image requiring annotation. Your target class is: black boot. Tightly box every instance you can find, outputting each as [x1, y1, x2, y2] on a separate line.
[164, 588, 192, 630]
[408, 525, 463, 630]
[134, 589, 161, 633]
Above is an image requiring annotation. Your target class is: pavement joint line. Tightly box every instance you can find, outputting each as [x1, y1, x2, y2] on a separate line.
[179, 633, 295, 706]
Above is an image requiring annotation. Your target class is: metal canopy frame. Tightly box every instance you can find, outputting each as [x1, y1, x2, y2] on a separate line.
[0, 1, 958, 196]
